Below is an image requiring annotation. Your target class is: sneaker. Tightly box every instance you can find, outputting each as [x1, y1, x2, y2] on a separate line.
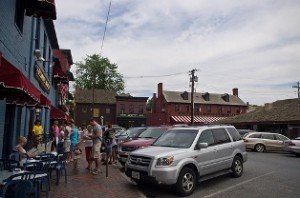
[92, 170, 100, 175]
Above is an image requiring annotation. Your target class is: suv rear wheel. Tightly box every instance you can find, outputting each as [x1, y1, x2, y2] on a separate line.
[231, 156, 243, 178]
[255, 144, 265, 152]
[175, 167, 197, 196]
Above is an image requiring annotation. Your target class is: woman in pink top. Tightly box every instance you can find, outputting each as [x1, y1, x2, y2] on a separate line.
[52, 120, 60, 147]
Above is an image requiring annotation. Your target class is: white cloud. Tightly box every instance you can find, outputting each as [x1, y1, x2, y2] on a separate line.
[55, 0, 300, 105]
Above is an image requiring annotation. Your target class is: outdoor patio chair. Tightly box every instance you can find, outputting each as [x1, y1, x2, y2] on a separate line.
[4, 172, 38, 198]
[55, 153, 68, 185]
[1, 179, 33, 198]
[0, 159, 19, 171]
[23, 161, 50, 197]
[9, 153, 23, 162]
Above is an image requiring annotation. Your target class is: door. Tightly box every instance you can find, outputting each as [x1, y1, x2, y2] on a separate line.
[211, 128, 233, 171]
[261, 133, 282, 150]
[195, 130, 216, 176]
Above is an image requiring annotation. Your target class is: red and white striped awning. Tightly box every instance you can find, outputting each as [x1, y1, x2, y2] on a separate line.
[171, 116, 225, 123]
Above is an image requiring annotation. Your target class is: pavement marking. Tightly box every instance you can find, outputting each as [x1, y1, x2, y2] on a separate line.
[202, 171, 274, 198]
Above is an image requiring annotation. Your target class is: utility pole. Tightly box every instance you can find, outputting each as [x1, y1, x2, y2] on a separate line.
[292, 81, 300, 99]
[92, 75, 95, 117]
[190, 69, 198, 125]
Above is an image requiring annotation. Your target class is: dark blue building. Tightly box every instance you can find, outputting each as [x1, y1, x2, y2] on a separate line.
[0, 0, 73, 157]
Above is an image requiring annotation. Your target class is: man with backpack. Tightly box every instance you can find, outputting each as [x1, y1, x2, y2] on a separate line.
[102, 124, 115, 164]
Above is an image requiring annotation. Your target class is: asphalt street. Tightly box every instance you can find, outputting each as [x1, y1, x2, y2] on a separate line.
[132, 151, 300, 198]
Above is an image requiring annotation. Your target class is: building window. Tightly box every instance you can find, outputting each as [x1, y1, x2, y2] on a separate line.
[43, 33, 47, 69]
[93, 108, 99, 117]
[35, 18, 41, 49]
[82, 107, 87, 113]
[106, 108, 110, 114]
[129, 105, 134, 114]
[139, 105, 143, 114]
[227, 106, 231, 113]
[206, 105, 211, 113]
[48, 47, 51, 78]
[120, 104, 125, 114]
[218, 106, 222, 113]
[236, 107, 241, 114]
[175, 104, 179, 112]
[15, 0, 25, 33]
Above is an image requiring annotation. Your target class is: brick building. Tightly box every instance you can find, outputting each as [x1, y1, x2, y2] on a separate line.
[0, 0, 73, 157]
[116, 95, 148, 128]
[147, 83, 248, 126]
[74, 88, 117, 126]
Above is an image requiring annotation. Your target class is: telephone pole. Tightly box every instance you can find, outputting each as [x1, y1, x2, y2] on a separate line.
[292, 81, 300, 99]
[190, 69, 198, 125]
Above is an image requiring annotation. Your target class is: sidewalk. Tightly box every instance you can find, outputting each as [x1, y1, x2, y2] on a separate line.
[47, 155, 146, 198]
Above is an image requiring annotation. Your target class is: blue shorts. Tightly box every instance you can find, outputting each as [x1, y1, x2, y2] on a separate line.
[71, 144, 77, 152]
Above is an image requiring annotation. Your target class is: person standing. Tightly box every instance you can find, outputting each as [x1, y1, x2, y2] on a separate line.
[70, 120, 79, 162]
[52, 120, 60, 147]
[32, 119, 43, 140]
[83, 125, 94, 171]
[89, 118, 103, 175]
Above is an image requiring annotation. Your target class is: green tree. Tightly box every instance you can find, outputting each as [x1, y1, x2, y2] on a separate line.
[75, 54, 124, 92]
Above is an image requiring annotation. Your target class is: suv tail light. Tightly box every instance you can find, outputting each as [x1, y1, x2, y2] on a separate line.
[243, 139, 248, 143]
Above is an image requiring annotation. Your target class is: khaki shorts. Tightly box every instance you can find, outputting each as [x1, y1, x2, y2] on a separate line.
[91, 142, 101, 159]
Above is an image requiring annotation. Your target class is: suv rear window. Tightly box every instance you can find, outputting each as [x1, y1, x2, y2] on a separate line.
[212, 128, 231, 144]
[227, 128, 242, 141]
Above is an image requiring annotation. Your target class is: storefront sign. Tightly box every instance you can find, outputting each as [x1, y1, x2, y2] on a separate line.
[35, 65, 50, 93]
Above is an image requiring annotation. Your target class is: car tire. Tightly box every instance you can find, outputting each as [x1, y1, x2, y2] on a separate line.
[175, 167, 197, 197]
[231, 156, 243, 178]
[255, 144, 265, 152]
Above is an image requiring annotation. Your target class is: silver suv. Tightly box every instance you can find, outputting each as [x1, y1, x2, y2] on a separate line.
[125, 125, 247, 196]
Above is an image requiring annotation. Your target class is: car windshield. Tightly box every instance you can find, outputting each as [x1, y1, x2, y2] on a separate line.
[152, 129, 198, 148]
[138, 127, 168, 139]
[127, 127, 147, 138]
[115, 131, 127, 137]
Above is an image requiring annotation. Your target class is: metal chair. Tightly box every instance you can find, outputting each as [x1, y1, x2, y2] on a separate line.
[1, 179, 33, 198]
[55, 153, 68, 185]
[9, 153, 23, 162]
[3, 172, 38, 198]
[0, 159, 19, 171]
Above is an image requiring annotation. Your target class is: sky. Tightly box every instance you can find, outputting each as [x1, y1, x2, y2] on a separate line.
[54, 0, 300, 105]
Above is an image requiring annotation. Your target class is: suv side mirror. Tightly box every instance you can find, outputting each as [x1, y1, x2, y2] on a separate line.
[198, 142, 208, 149]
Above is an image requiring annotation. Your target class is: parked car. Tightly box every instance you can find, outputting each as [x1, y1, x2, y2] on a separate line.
[243, 132, 290, 152]
[115, 127, 147, 144]
[125, 125, 247, 196]
[118, 126, 169, 166]
[284, 137, 300, 156]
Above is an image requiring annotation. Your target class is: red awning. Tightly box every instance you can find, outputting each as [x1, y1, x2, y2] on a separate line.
[50, 106, 68, 120]
[26, 0, 57, 20]
[0, 55, 41, 103]
[40, 94, 51, 108]
[53, 64, 67, 79]
[171, 116, 225, 124]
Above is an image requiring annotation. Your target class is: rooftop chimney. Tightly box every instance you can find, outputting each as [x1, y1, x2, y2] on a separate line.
[233, 88, 238, 97]
[158, 83, 163, 98]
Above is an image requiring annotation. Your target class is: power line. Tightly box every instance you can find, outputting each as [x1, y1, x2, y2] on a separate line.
[124, 71, 188, 79]
[100, 0, 112, 54]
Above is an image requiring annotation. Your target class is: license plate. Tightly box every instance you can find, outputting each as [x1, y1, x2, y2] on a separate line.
[131, 171, 140, 179]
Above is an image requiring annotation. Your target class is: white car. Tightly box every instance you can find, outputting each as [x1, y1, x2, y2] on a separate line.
[285, 137, 300, 156]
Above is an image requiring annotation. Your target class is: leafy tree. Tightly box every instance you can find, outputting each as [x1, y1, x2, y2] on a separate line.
[75, 54, 124, 92]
